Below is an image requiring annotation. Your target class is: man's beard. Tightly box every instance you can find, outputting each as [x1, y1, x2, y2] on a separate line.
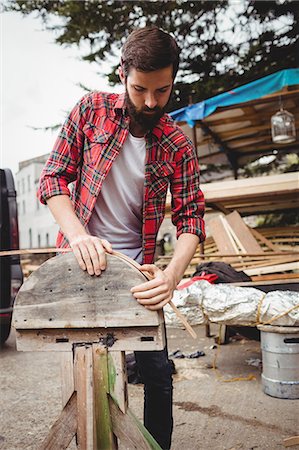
[125, 90, 166, 131]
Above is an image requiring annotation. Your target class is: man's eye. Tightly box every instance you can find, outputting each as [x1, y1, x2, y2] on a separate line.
[134, 86, 145, 92]
[158, 88, 169, 93]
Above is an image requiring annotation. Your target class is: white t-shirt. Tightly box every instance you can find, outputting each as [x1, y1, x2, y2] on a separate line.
[87, 132, 146, 264]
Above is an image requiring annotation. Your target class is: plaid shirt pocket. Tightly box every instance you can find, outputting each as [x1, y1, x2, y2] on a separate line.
[83, 123, 111, 165]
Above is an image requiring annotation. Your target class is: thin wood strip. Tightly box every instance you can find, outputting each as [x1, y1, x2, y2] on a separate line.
[0, 247, 297, 258]
[157, 251, 299, 259]
[168, 301, 197, 339]
[220, 215, 246, 254]
[251, 273, 299, 281]
[283, 436, 299, 447]
[245, 261, 299, 276]
[250, 227, 279, 251]
[112, 251, 197, 339]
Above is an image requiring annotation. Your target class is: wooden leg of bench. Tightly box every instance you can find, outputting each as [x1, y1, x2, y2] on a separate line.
[74, 345, 95, 450]
[109, 351, 128, 414]
[61, 352, 74, 407]
[74, 343, 117, 450]
[109, 396, 162, 450]
[92, 344, 118, 450]
[39, 391, 77, 450]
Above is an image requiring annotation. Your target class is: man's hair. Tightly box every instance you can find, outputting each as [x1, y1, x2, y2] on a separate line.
[121, 26, 180, 79]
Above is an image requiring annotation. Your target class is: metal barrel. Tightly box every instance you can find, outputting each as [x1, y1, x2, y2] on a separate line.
[258, 325, 299, 399]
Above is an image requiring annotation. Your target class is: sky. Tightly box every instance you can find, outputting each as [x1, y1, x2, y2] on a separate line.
[1, 11, 123, 176]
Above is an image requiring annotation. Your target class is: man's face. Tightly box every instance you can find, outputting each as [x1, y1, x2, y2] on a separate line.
[123, 66, 173, 131]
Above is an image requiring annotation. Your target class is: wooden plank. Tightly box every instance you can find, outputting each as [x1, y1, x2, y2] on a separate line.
[109, 352, 128, 414]
[15, 323, 165, 352]
[109, 397, 162, 450]
[92, 344, 117, 450]
[14, 252, 161, 330]
[220, 215, 246, 253]
[245, 261, 299, 276]
[251, 273, 299, 282]
[74, 345, 95, 450]
[250, 228, 279, 251]
[157, 251, 299, 259]
[229, 279, 299, 287]
[207, 216, 237, 255]
[60, 352, 74, 408]
[39, 391, 77, 450]
[283, 436, 299, 447]
[225, 211, 264, 253]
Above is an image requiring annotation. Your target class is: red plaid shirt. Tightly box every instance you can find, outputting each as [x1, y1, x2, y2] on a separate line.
[38, 92, 205, 264]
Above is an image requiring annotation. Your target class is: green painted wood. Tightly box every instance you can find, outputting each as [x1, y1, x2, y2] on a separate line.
[109, 396, 162, 450]
[92, 344, 117, 450]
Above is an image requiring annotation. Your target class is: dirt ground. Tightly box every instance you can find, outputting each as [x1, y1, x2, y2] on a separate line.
[0, 324, 298, 450]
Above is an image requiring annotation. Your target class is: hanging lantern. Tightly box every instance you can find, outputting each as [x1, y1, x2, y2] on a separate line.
[271, 108, 296, 144]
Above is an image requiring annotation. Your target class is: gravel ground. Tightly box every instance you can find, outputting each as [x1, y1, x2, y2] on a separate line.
[0, 324, 298, 450]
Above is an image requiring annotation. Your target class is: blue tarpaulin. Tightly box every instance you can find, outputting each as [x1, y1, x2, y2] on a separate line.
[170, 68, 299, 127]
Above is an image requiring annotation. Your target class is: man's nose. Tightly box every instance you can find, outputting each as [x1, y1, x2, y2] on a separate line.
[144, 93, 157, 109]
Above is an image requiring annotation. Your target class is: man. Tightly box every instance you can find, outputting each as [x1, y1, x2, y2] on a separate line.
[38, 26, 205, 449]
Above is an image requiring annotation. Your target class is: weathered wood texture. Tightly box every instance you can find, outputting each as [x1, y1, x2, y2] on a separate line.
[61, 352, 74, 407]
[14, 252, 162, 329]
[39, 391, 77, 450]
[109, 397, 162, 450]
[74, 345, 96, 450]
[92, 344, 117, 450]
[15, 324, 165, 353]
[109, 351, 128, 414]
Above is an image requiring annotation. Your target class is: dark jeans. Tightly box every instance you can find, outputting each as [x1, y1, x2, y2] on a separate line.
[134, 348, 173, 450]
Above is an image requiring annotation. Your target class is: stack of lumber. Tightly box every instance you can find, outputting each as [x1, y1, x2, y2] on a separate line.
[156, 216, 299, 280]
[165, 172, 299, 216]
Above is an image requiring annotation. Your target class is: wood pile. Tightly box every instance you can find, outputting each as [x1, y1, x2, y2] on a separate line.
[165, 172, 299, 216]
[156, 223, 299, 280]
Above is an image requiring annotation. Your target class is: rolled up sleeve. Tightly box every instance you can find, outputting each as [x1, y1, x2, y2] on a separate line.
[38, 95, 89, 204]
[170, 144, 205, 242]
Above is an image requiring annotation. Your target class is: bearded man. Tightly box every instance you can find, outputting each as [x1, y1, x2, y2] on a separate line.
[38, 26, 205, 450]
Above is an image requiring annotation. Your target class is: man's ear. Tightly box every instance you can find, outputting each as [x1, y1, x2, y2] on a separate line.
[119, 66, 125, 85]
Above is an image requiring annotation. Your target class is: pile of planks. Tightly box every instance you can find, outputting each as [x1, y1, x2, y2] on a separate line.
[156, 214, 299, 280]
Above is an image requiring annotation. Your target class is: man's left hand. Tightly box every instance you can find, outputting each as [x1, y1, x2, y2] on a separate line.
[130, 264, 177, 310]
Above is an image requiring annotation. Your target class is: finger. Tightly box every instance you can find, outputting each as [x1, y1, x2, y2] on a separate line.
[93, 239, 107, 271]
[101, 239, 113, 253]
[87, 243, 101, 276]
[71, 244, 87, 271]
[137, 292, 167, 305]
[137, 293, 170, 309]
[146, 298, 171, 311]
[139, 264, 159, 275]
[131, 278, 162, 293]
[79, 244, 94, 275]
[133, 284, 169, 300]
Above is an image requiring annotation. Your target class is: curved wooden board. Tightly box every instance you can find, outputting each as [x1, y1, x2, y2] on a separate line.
[13, 252, 162, 330]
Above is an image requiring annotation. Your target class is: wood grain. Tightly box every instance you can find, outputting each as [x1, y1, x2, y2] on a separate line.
[14, 252, 161, 329]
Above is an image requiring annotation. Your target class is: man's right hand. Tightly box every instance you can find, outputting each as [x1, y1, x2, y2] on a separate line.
[46, 196, 113, 277]
[70, 235, 113, 276]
